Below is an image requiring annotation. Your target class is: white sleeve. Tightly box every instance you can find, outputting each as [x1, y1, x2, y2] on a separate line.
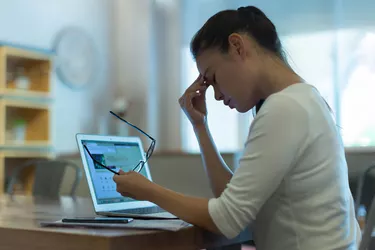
[208, 95, 309, 239]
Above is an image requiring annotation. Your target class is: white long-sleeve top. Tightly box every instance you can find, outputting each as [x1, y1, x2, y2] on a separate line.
[208, 83, 361, 250]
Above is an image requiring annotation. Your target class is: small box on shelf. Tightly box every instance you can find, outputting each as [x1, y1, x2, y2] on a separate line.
[6, 118, 26, 143]
[0, 46, 51, 98]
[5, 59, 50, 93]
[4, 106, 50, 144]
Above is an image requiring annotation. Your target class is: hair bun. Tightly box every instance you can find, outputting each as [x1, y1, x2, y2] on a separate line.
[237, 6, 264, 17]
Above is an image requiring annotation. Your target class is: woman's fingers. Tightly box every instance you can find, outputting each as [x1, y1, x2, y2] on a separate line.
[186, 85, 208, 100]
[120, 192, 131, 197]
[178, 96, 184, 106]
[194, 78, 208, 90]
[179, 86, 206, 107]
[186, 91, 201, 110]
[180, 89, 204, 109]
[179, 75, 208, 107]
[185, 75, 206, 93]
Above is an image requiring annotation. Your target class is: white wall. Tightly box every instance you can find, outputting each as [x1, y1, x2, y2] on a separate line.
[152, 0, 183, 151]
[0, 0, 185, 154]
[110, 0, 153, 148]
[111, 0, 183, 151]
[0, 0, 113, 154]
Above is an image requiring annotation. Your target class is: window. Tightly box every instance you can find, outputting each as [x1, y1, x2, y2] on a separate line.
[282, 31, 337, 114]
[182, 29, 375, 150]
[280, 29, 375, 147]
[339, 30, 375, 147]
[180, 0, 375, 151]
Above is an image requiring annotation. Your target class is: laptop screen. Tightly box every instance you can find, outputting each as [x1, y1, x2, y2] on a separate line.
[81, 140, 148, 205]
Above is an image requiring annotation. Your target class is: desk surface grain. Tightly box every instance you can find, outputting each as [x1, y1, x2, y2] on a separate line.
[0, 195, 251, 250]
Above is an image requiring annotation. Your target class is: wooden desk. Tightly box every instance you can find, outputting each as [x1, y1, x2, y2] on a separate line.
[0, 195, 251, 250]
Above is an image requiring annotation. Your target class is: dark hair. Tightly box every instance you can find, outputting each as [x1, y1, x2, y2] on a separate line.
[190, 6, 289, 115]
[190, 6, 288, 64]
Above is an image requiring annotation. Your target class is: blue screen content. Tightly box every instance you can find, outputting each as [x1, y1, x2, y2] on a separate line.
[82, 140, 148, 204]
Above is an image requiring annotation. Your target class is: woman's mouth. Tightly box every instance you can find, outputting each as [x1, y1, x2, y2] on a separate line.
[228, 100, 235, 109]
[225, 99, 235, 109]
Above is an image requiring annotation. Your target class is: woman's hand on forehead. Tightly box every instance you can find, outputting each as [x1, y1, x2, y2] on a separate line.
[199, 75, 211, 87]
[194, 74, 205, 86]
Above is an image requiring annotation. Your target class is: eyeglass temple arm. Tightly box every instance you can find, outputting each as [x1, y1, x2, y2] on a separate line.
[132, 161, 143, 172]
[137, 163, 146, 173]
[110, 111, 155, 141]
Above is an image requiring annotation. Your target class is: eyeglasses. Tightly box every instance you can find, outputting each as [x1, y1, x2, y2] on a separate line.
[83, 111, 156, 175]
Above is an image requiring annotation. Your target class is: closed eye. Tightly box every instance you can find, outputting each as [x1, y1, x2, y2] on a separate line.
[203, 74, 216, 86]
[212, 74, 216, 84]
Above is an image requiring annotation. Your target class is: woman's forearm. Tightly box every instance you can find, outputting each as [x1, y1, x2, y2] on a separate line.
[149, 183, 220, 234]
[194, 124, 233, 197]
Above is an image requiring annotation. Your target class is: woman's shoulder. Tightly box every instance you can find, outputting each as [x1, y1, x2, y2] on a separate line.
[262, 83, 321, 113]
[252, 89, 310, 129]
[251, 83, 323, 131]
[272, 83, 316, 100]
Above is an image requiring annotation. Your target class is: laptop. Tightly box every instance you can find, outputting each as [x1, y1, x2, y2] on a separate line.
[75, 133, 177, 219]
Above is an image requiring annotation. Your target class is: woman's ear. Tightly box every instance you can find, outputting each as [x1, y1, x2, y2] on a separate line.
[228, 33, 246, 59]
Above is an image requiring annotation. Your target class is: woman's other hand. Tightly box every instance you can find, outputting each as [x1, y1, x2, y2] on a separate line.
[113, 170, 154, 201]
[179, 75, 209, 127]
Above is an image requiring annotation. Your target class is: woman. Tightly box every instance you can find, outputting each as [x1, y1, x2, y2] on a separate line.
[113, 6, 361, 250]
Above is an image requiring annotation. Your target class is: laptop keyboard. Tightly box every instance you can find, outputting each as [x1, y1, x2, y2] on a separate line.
[113, 206, 166, 215]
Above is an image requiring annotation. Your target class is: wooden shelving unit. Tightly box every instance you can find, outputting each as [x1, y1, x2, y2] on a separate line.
[0, 45, 54, 195]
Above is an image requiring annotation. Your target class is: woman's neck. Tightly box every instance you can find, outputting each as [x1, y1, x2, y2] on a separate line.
[258, 57, 304, 99]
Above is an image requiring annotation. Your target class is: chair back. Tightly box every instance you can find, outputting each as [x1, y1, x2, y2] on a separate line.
[355, 163, 375, 218]
[7, 159, 82, 197]
[359, 196, 375, 250]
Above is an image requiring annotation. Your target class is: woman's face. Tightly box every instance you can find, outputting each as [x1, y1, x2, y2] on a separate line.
[196, 34, 263, 113]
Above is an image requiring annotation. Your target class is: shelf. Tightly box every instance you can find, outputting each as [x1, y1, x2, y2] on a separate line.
[1, 140, 52, 148]
[0, 143, 53, 156]
[1, 46, 51, 61]
[1, 99, 49, 109]
[1, 150, 54, 159]
[0, 142, 53, 157]
[0, 88, 51, 101]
